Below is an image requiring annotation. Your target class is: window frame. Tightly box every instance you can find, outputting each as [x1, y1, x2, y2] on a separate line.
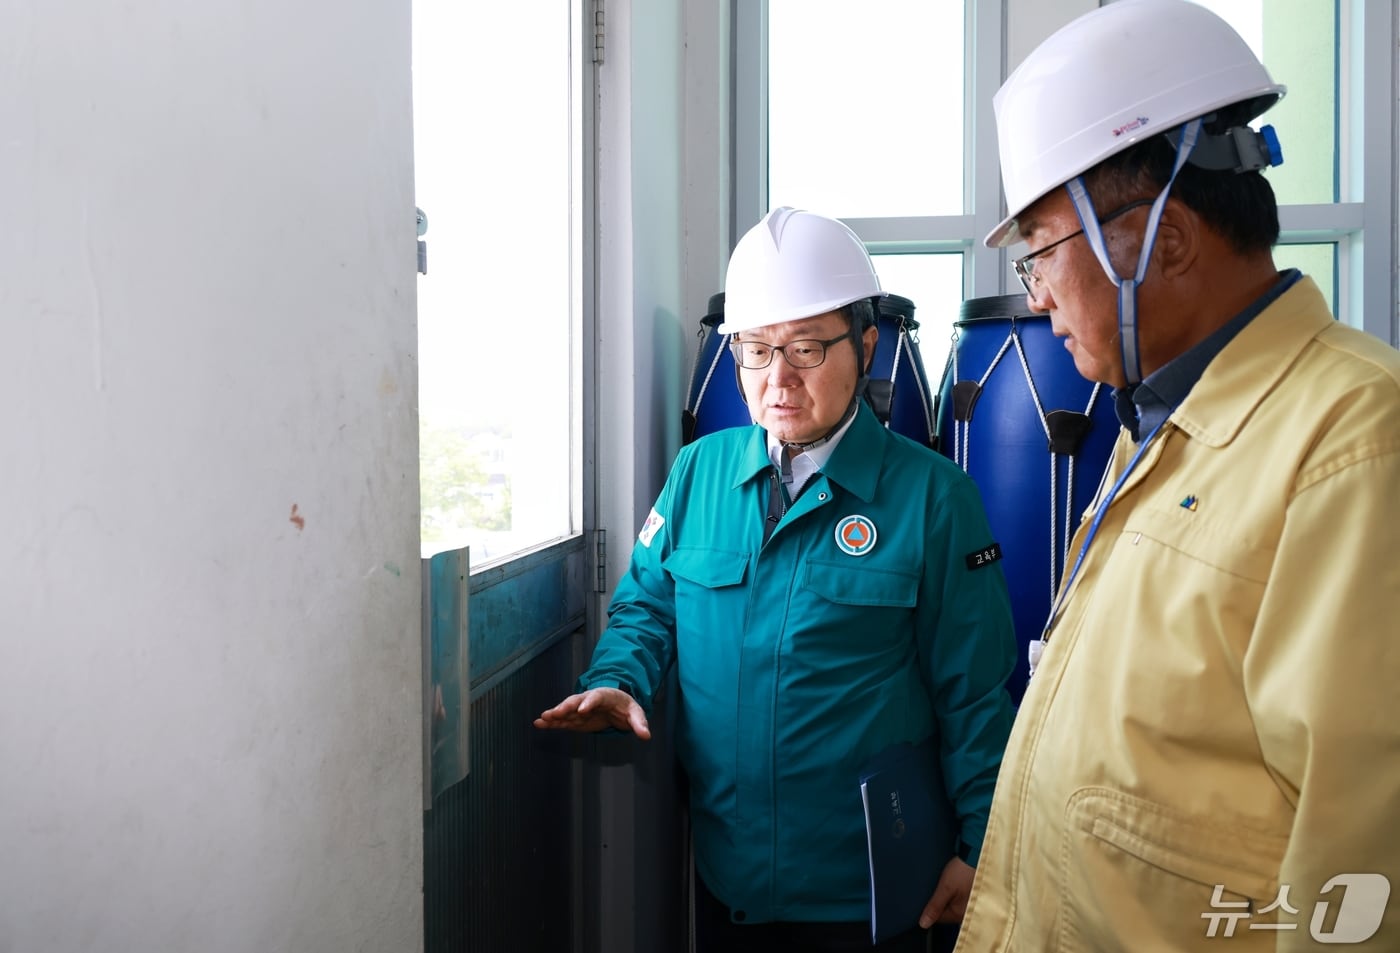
[735, 0, 1397, 346]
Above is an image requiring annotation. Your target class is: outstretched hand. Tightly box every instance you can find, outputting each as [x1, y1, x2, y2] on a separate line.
[533, 686, 652, 740]
[920, 855, 975, 928]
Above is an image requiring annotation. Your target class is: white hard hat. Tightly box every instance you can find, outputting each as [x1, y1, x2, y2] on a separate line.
[985, 0, 1285, 248]
[719, 207, 882, 334]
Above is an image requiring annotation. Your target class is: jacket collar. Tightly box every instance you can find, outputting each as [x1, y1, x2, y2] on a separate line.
[1170, 276, 1333, 448]
[732, 400, 885, 502]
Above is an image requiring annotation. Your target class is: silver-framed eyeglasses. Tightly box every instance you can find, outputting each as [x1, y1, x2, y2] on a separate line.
[730, 329, 854, 370]
[1012, 198, 1155, 296]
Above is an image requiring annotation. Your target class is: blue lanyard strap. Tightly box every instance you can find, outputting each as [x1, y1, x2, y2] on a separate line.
[1040, 419, 1169, 640]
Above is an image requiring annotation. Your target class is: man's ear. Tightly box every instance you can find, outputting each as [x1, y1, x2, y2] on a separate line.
[1153, 197, 1200, 280]
[862, 323, 879, 373]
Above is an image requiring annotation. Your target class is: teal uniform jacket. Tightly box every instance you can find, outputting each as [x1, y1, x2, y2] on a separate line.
[581, 401, 1017, 923]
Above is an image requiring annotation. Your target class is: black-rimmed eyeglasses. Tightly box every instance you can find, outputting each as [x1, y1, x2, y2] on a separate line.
[1012, 198, 1155, 296]
[730, 329, 853, 370]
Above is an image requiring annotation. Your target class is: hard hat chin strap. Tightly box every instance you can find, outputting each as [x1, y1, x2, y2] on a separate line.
[1065, 117, 1202, 388]
[776, 396, 861, 475]
[850, 309, 872, 402]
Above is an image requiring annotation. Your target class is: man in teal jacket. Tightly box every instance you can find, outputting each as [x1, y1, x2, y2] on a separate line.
[537, 207, 1016, 952]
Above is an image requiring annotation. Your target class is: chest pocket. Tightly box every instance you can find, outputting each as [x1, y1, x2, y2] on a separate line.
[664, 547, 749, 589]
[1055, 495, 1275, 788]
[1105, 499, 1273, 668]
[1120, 501, 1275, 584]
[663, 547, 749, 628]
[803, 560, 919, 608]
[799, 561, 919, 654]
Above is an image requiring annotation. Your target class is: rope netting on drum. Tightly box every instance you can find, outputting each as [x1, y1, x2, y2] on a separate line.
[686, 327, 731, 420]
[948, 325, 1104, 604]
[888, 322, 937, 446]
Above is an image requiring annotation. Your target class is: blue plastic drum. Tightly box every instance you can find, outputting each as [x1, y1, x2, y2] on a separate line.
[935, 294, 1119, 704]
[683, 292, 938, 449]
[682, 294, 744, 444]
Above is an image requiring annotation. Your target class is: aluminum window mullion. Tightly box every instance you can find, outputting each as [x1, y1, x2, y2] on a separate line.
[841, 215, 977, 245]
[732, 0, 767, 246]
[968, 0, 1007, 298]
[1278, 202, 1366, 236]
[1356, 0, 1396, 343]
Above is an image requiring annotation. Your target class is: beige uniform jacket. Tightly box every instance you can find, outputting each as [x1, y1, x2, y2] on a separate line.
[955, 277, 1400, 952]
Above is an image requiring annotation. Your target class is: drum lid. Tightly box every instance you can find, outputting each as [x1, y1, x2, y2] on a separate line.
[702, 292, 726, 327]
[956, 293, 1040, 326]
[879, 293, 919, 330]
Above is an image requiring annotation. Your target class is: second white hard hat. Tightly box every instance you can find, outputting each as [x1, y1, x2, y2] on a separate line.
[720, 207, 882, 335]
[986, 0, 1285, 248]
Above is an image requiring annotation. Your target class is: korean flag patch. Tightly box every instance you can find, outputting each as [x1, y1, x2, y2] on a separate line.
[638, 508, 665, 548]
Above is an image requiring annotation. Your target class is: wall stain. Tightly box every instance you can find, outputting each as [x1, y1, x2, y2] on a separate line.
[289, 503, 305, 531]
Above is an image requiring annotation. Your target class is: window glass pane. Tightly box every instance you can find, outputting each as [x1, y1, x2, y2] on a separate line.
[413, 1, 578, 565]
[1275, 243, 1336, 314]
[768, 1, 966, 217]
[1191, 0, 1337, 205]
[870, 253, 964, 384]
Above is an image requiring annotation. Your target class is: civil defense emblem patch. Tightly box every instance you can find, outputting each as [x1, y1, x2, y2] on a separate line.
[834, 514, 877, 556]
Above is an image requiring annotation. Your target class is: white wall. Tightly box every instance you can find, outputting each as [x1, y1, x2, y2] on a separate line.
[681, 2, 733, 343]
[597, 0, 691, 575]
[0, 1, 424, 951]
[591, 0, 705, 949]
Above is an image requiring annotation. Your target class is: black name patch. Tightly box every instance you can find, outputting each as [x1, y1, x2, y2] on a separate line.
[965, 543, 1003, 570]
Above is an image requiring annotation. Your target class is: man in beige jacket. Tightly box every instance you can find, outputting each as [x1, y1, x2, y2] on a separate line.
[955, 1, 1400, 950]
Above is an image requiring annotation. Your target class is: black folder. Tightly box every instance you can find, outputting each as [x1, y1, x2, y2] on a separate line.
[859, 736, 956, 944]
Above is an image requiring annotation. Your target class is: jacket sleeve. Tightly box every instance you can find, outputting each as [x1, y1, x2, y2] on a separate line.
[921, 471, 1018, 867]
[1246, 445, 1400, 951]
[575, 461, 684, 714]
